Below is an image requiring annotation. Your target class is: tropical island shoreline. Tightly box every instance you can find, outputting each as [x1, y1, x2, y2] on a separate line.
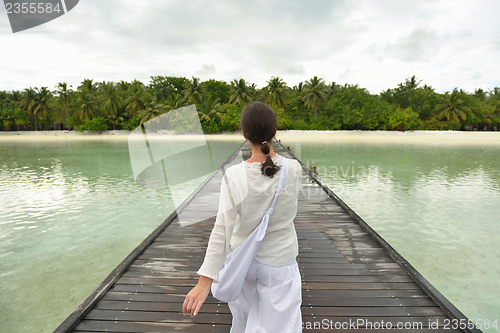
[1, 129, 500, 145]
[2, 76, 499, 135]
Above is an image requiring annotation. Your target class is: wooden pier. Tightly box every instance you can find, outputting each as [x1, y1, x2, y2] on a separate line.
[54, 140, 480, 333]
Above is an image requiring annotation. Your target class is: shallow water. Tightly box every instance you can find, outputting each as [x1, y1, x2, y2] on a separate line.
[288, 139, 500, 331]
[1, 134, 499, 332]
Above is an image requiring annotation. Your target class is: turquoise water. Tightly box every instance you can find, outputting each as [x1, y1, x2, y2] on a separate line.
[1, 135, 499, 332]
[0, 136, 242, 333]
[288, 139, 500, 332]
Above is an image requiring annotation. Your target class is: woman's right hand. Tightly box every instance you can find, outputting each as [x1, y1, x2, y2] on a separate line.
[182, 275, 213, 317]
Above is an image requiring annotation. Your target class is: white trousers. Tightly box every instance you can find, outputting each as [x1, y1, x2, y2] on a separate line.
[227, 257, 303, 333]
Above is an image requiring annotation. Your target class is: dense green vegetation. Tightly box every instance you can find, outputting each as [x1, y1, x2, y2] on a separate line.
[1, 76, 499, 132]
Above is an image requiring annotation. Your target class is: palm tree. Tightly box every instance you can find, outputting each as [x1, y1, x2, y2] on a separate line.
[0, 90, 7, 102]
[131, 79, 145, 87]
[198, 98, 221, 122]
[124, 83, 146, 116]
[107, 111, 128, 130]
[476, 102, 495, 127]
[117, 80, 129, 91]
[74, 88, 98, 120]
[164, 93, 186, 111]
[54, 82, 73, 127]
[263, 76, 288, 109]
[100, 82, 121, 129]
[7, 90, 23, 108]
[14, 113, 31, 131]
[136, 100, 167, 125]
[229, 79, 253, 105]
[488, 91, 500, 116]
[184, 77, 205, 105]
[436, 90, 471, 122]
[493, 102, 500, 119]
[32, 87, 54, 130]
[292, 82, 305, 101]
[248, 83, 259, 101]
[303, 76, 327, 118]
[405, 76, 419, 89]
[20, 88, 37, 130]
[1, 107, 16, 131]
[327, 81, 339, 99]
[78, 79, 99, 96]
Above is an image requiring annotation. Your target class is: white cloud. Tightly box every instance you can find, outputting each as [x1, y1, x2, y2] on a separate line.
[383, 27, 441, 62]
[0, 0, 499, 94]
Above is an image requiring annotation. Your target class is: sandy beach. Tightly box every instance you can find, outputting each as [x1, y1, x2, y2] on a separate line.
[276, 130, 500, 145]
[1, 130, 500, 145]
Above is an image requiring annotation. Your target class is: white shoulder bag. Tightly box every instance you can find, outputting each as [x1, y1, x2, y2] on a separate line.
[211, 157, 289, 303]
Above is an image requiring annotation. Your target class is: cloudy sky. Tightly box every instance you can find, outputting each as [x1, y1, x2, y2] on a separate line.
[1, 0, 499, 94]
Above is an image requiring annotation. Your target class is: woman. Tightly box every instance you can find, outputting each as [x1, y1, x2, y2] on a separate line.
[182, 101, 303, 332]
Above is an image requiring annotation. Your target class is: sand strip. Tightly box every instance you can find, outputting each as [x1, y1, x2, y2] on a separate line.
[1, 130, 500, 145]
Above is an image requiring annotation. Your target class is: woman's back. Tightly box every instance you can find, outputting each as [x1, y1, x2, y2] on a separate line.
[227, 153, 302, 266]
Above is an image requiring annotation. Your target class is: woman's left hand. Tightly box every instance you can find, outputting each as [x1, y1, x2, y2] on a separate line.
[182, 275, 213, 317]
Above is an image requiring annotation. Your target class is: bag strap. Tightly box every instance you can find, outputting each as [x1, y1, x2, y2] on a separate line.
[255, 156, 289, 240]
[267, 157, 289, 215]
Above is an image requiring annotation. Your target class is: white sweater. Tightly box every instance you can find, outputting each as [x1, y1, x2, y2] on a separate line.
[197, 154, 303, 283]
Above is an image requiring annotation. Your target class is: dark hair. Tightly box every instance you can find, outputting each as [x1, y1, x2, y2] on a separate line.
[240, 101, 281, 178]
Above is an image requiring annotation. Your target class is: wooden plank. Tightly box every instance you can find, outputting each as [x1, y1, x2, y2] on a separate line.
[301, 297, 436, 307]
[296, 257, 381, 263]
[301, 306, 444, 317]
[115, 269, 414, 283]
[84, 309, 232, 324]
[298, 262, 401, 269]
[115, 277, 423, 289]
[109, 284, 429, 298]
[302, 282, 422, 290]
[74, 320, 230, 332]
[94, 300, 227, 313]
[110, 284, 194, 294]
[123, 266, 408, 277]
[300, 269, 407, 276]
[300, 275, 414, 283]
[101, 293, 226, 305]
[303, 289, 428, 298]
[97, 295, 436, 308]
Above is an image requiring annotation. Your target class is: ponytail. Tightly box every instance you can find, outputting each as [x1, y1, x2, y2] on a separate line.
[260, 140, 280, 178]
[240, 101, 281, 178]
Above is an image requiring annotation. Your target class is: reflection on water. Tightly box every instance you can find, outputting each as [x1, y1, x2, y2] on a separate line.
[290, 140, 500, 330]
[0, 136, 242, 333]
